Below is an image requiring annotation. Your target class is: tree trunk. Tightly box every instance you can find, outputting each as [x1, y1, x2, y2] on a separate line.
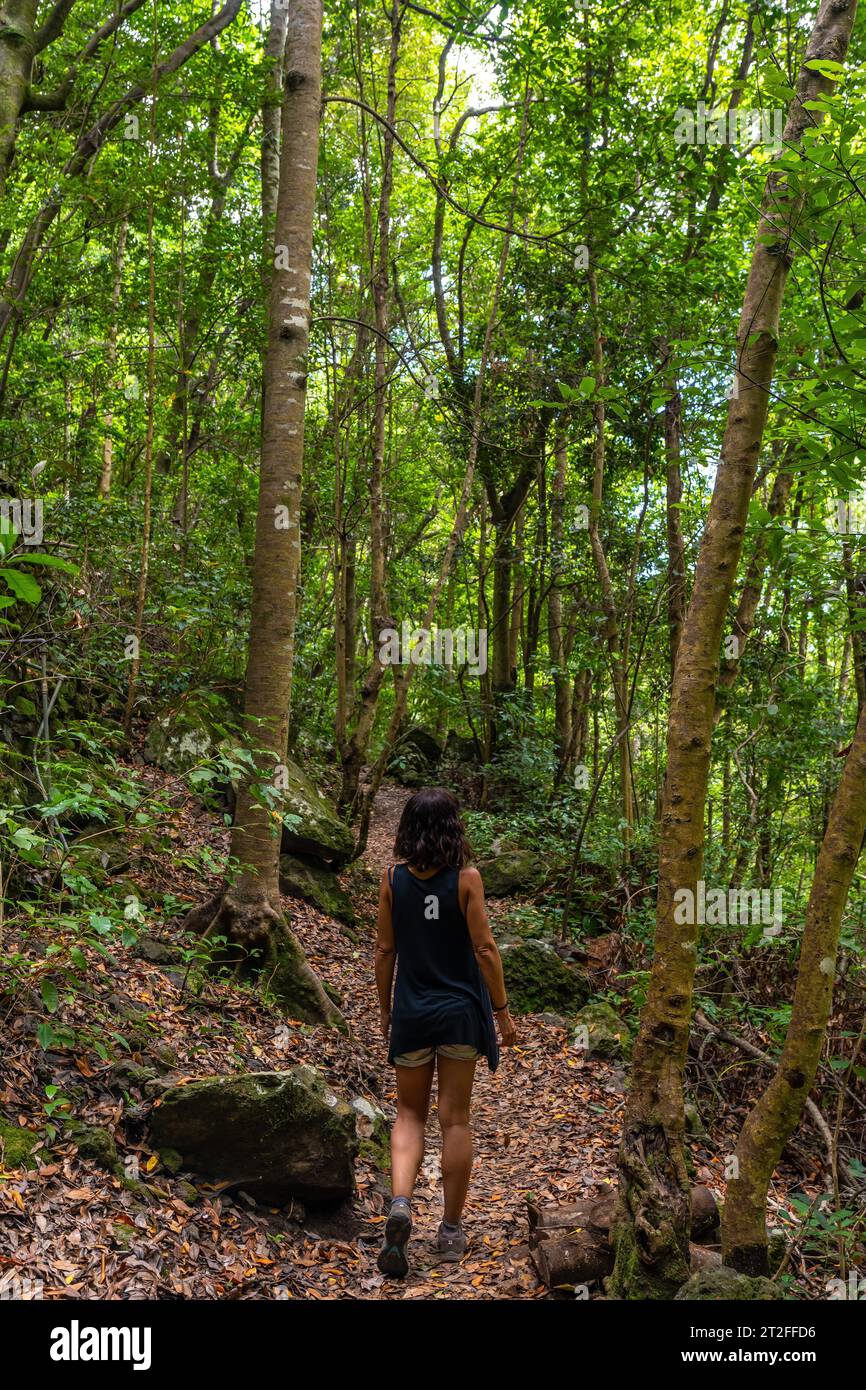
[610, 0, 859, 1300]
[549, 424, 571, 767]
[661, 342, 686, 679]
[337, 0, 401, 811]
[0, 0, 38, 197]
[187, 0, 339, 1027]
[587, 266, 632, 863]
[98, 215, 128, 499]
[723, 701, 866, 1273]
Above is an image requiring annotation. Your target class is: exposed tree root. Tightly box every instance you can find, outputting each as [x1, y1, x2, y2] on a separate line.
[185, 883, 345, 1027]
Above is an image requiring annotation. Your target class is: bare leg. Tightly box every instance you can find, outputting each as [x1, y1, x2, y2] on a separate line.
[436, 1054, 477, 1224]
[391, 1059, 435, 1198]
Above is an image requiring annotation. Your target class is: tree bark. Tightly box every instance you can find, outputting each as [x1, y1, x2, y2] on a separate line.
[723, 701, 866, 1273]
[187, 0, 339, 1027]
[0, 0, 38, 197]
[98, 214, 128, 499]
[610, 0, 860, 1300]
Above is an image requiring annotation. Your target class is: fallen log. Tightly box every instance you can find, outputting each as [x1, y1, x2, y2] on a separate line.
[528, 1185, 721, 1290]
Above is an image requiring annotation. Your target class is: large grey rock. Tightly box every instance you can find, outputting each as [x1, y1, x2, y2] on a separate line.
[572, 1000, 633, 1060]
[150, 1068, 358, 1203]
[479, 850, 547, 898]
[387, 726, 443, 788]
[143, 694, 235, 774]
[278, 854, 355, 923]
[278, 761, 354, 865]
[500, 940, 590, 1015]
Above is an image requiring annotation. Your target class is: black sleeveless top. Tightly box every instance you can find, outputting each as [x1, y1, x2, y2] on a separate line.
[387, 863, 499, 1072]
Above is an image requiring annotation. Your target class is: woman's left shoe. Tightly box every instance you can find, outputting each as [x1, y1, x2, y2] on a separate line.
[377, 1203, 412, 1278]
[436, 1222, 468, 1261]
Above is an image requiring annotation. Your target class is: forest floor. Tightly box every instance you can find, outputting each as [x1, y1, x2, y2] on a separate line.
[0, 774, 787, 1301]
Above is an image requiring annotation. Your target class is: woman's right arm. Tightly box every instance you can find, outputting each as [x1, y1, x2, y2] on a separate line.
[461, 867, 517, 1046]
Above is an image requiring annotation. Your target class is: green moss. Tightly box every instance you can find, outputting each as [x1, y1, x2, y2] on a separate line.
[0, 1116, 40, 1172]
[674, 1267, 789, 1301]
[65, 1119, 120, 1174]
[572, 1000, 633, 1059]
[278, 854, 356, 924]
[500, 941, 590, 1015]
[608, 1213, 689, 1301]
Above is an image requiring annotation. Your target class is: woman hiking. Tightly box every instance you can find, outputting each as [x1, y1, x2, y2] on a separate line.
[374, 787, 517, 1278]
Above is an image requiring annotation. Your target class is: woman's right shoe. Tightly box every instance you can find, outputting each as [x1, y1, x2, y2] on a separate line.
[377, 1204, 412, 1278]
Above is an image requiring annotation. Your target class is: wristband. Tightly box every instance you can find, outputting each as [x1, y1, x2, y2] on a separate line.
[493, 1001, 508, 1013]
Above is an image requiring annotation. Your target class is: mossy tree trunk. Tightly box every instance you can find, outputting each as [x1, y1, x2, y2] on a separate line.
[188, 0, 340, 1028]
[723, 702, 866, 1273]
[610, 0, 860, 1300]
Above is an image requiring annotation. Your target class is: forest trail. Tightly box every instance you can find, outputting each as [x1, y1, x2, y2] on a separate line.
[0, 774, 630, 1301]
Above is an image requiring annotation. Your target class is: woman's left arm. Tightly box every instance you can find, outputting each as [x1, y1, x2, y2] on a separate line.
[374, 868, 396, 1040]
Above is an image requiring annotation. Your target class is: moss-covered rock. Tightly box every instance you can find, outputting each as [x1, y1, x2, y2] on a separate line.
[572, 1000, 633, 1060]
[278, 760, 354, 865]
[674, 1267, 789, 1301]
[149, 1067, 359, 1203]
[278, 854, 355, 924]
[500, 940, 590, 1014]
[479, 851, 546, 898]
[143, 693, 235, 774]
[65, 1119, 120, 1173]
[387, 726, 442, 787]
[351, 1096, 390, 1170]
[0, 1116, 40, 1171]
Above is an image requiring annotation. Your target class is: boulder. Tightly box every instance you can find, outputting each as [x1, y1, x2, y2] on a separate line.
[143, 693, 235, 774]
[479, 850, 546, 898]
[444, 730, 480, 763]
[674, 1267, 788, 1301]
[279, 854, 355, 924]
[398, 726, 442, 762]
[500, 940, 590, 1015]
[65, 1119, 120, 1174]
[351, 1096, 390, 1168]
[278, 760, 354, 865]
[149, 1067, 358, 1203]
[572, 1000, 633, 1060]
[387, 726, 442, 788]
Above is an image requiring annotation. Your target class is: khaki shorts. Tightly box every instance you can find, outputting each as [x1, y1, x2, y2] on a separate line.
[393, 1044, 479, 1067]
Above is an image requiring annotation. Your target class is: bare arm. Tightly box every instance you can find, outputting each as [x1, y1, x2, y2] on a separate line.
[460, 867, 517, 1045]
[374, 868, 396, 1039]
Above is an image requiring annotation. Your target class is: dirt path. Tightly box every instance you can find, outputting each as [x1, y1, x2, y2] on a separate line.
[0, 778, 631, 1302]
[324, 782, 625, 1298]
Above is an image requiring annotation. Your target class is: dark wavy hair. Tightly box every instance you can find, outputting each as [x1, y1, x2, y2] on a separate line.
[394, 787, 472, 871]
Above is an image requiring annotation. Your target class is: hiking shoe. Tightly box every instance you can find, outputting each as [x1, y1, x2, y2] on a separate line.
[436, 1221, 468, 1261]
[377, 1204, 412, 1278]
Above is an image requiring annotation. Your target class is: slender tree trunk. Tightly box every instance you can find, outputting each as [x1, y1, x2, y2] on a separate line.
[715, 456, 795, 722]
[98, 214, 128, 499]
[723, 702, 866, 1273]
[587, 266, 632, 863]
[610, 0, 859, 1299]
[661, 341, 686, 679]
[549, 424, 572, 767]
[262, 0, 290, 272]
[337, 0, 401, 810]
[186, 0, 339, 1027]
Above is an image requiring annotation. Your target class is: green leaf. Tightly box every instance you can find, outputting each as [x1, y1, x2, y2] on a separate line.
[37, 1022, 56, 1050]
[0, 567, 41, 604]
[12, 552, 76, 573]
[41, 980, 59, 1013]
